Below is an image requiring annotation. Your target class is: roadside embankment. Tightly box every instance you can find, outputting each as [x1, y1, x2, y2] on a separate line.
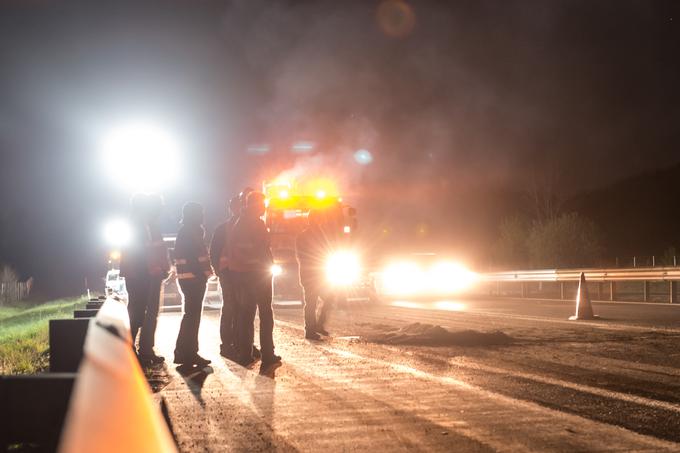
[0, 298, 84, 374]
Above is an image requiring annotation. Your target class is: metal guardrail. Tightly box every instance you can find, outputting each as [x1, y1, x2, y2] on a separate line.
[58, 296, 177, 452]
[481, 267, 680, 303]
[483, 266, 680, 283]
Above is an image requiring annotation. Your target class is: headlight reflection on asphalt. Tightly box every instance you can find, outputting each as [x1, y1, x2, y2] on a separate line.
[433, 301, 466, 312]
[389, 300, 467, 312]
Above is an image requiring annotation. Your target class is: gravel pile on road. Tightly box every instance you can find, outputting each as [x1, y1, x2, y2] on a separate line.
[365, 322, 512, 346]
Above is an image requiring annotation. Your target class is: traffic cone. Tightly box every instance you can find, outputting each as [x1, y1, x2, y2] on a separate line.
[569, 272, 599, 320]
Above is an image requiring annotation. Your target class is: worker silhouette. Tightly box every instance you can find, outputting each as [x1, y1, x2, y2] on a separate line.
[120, 193, 169, 366]
[173, 202, 212, 367]
[296, 209, 334, 340]
[209, 195, 241, 359]
[229, 191, 281, 374]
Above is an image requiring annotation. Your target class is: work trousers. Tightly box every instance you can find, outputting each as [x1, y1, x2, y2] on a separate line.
[301, 283, 333, 333]
[126, 274, 162, 355]
[234, 271, 275, 363]
[218, 270, 238, 352]
[174, 278, 208, 359]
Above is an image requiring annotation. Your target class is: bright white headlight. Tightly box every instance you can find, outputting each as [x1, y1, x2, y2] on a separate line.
[325, 251, 361, 286]
[270, 264, 283, 277]
[381, 261, 424, 295]
[380, 260, 477, 296]
[428, 261, 477, 293]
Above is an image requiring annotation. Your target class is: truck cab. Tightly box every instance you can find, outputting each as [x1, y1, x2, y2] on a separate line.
[263, 180, 358, 300]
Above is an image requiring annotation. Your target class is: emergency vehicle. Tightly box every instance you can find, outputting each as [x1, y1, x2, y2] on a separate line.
[262, 179, 373, 301]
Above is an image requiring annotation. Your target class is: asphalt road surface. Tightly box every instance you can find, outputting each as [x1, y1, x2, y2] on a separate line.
[155, 297, 680, 452]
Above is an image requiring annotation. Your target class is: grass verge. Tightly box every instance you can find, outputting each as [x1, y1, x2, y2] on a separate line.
[0, 298, 85, 374]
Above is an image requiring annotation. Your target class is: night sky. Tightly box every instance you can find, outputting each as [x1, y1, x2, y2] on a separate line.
[1, 0, 679, 297]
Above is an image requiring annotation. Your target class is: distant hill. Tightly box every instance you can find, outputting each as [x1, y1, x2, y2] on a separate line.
[565, 163, 680, 257]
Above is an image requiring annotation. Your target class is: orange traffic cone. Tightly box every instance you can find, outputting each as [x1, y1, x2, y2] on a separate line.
[569, 272, 599, 320]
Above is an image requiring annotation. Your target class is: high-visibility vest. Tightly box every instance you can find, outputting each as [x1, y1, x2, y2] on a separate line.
[174, 226, 212, 281]
[175, 254, 211, 280]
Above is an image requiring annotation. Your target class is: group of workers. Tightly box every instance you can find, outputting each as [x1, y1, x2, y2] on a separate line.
[120, 187, 339, 375]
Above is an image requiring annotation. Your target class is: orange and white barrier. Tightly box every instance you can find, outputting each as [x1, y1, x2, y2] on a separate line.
[58, 297, 176, 453]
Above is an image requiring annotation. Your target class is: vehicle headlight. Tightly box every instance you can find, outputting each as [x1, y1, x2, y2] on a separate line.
[271, 264, 283, 277]
[325, 251, 361, 286]
[428, 261, 477, 293]
[380, 260, 477, 296]
[381, 261, 424, 295]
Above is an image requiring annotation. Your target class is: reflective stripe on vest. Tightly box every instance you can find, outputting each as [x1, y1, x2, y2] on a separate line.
[177, 272, 196, 279]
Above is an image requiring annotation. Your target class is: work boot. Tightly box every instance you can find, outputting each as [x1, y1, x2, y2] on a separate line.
[174, 353, 211, 367]
[139, 352, 165, 365]
[262, 354, 281, 366]
[190, 354, 211, 367]
[237, 356, 256, 368]
[252, 345, 262, 360]
[316, 327, 330, 336]
[305, 331, 321, 340]
[260, 355, 282, 376]
[220, 345, 238, 360]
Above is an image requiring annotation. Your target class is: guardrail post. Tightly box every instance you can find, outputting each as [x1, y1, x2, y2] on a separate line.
[643, 281, 650, 302]
[609, 281, 616, 301]
[521, 282, 528, 298]
[560, 281, 565, 300]
[671, 281, 677, 304]
[597, 282, 603, 300]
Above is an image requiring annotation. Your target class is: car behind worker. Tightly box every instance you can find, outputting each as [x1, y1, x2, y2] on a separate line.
[173, 202, 212, 367]
[229, 191, 281, 373]
[120, 193, 170, 366]
[209, 195, 241, 359]
[296, 209, 333, 340]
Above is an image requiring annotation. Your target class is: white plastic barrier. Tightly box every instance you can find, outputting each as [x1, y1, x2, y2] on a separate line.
[58, 297, 176, 453]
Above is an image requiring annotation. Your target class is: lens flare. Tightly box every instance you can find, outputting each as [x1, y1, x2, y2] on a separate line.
[353, 149, 374, 165]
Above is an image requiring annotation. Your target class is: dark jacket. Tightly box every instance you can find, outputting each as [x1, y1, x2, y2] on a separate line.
[228, 212, 272, 273]
[174, 224, 211, 281]
[209, 216, 238, 273]
[120, 220, 169, 279]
